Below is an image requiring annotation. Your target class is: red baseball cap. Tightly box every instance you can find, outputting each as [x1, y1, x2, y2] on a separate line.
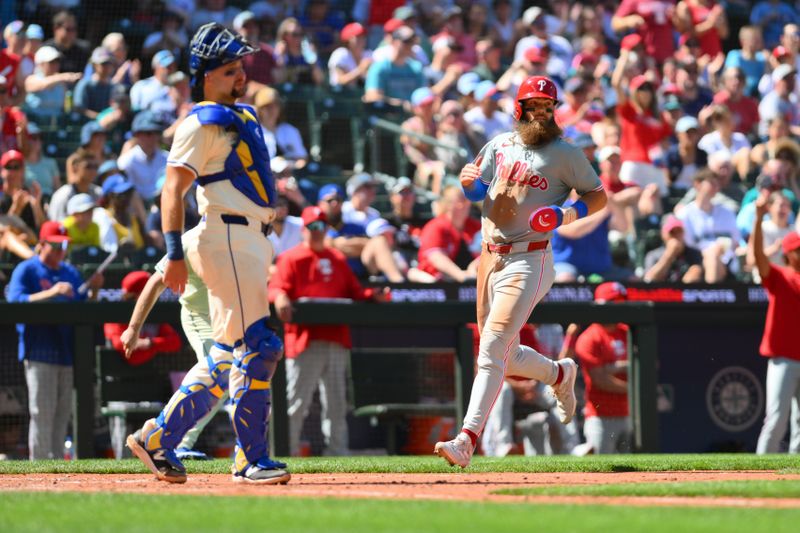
[383, 18, 403, 34]
[773, 45, 790, 58]
[782, 232, 800, 255]
[39, 220, 70, 243]
[524, 46, 547, 64]
[1, 149, 24, 167]
[341, 22, 365, 42]
[620, 33, 642, 51]
[630, 74, 653, 92]
[594, 282, 627, 303]
[121, 270, 150, 295]
[301, 206, 328, 227]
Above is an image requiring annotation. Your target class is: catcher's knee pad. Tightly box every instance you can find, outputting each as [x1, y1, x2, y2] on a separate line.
[243, 319, 283, 363]
[231, 333, 279, 472]
[144, 343, 234, 450]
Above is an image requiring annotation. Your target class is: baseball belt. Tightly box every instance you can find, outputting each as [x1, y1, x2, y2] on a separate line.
[485, 240, 549, 255]
[216, 213, 272, 236]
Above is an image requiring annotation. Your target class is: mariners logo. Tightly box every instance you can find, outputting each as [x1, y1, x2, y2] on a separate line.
[705, 366, 763, 432]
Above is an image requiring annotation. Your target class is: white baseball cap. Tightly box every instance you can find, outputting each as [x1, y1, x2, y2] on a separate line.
[366, 218, 396, 238]
[35, 46, 61, 64]
[67, 193, 95, 215]
[772, 64, 796, 83]
[597, 146, 621, 163]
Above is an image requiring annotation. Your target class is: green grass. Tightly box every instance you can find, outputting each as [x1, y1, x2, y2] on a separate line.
[495, 479, 800, 498]
[1, 454, 798, 475]
[1, 493, 799, 533]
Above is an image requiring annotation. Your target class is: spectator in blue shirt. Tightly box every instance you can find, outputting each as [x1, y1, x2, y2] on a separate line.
[364, 26, 426, 107]
[7, 221, 103, 460]
[751, 1, 800, 48]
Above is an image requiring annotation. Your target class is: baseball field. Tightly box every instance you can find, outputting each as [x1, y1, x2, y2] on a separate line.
[1, 455, 799, 532]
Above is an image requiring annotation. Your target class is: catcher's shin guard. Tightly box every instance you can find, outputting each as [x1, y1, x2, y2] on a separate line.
[143, 344, 233, 450]
[231, 351, 278, 473]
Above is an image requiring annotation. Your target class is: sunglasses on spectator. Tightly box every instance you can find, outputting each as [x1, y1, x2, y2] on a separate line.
[306, 221, 327, 232]
[47, 240, 69, 250]
[4, 163, 22, 170]
[322, 196, 343, 203]
[82, 162, 99, 169]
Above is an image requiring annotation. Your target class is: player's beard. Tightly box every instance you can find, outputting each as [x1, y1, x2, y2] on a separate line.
[231, 85, 246, 99]
[517, 118, 562, 147]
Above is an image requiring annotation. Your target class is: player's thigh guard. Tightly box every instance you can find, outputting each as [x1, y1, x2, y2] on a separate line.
[230, 318, 283, 472]
[143, 343, 233, 450]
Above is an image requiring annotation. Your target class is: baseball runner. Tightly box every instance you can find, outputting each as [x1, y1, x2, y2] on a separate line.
[126, 23, 288, 484]
[434, 75, 608, 467]
[120, 225, 288, 466]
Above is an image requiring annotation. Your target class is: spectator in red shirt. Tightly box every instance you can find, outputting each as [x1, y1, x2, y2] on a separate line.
[674, 0, 728, 60]
[417, 185, 480, 282]
[270, 206, 390, 456]
[751, 193, 800, 454]
[431, 6, 477, 71]
[555, 77, 605, 134]
[0, 75, 28, 155]
[612, 0, 676, 64]
[574, 282, 632, 454]
[104, 271, 181, 366]
[612, 49, 673, 197]
[712, 67, 760, 136]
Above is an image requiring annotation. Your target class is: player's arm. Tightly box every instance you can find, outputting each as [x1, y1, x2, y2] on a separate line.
[427, 250, 472, 282]
[587, 365, 628, 394]
[161, 165, 195, 293]
[749, 190, 771, 282]
[120, 272, 167, 359]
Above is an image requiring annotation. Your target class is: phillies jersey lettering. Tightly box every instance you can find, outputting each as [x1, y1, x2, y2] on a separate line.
[476, 132, 602, 245]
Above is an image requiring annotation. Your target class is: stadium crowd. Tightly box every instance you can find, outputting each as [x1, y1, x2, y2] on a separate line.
[3, 0, 800, 459]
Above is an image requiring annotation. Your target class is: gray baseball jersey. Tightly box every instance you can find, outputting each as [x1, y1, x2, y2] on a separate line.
[475, 132, 603, 244]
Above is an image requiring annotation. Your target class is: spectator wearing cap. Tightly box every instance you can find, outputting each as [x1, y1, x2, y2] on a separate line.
[97, 173, 147, 251]
[328, 22, 373, 88]
[143, 169, 201, 253]
[514, 6, 573, 77]
[1, 149, 45, 233]
[555, 77, 605, 134]
[597, 146, 643, 234]
[674, 0, 728, 60]
[80, 121, 111, 163]
[665, 116, 708, 191]
[697, 104, 752, 162]
[95, 85, 134, 153]
[361, 216, 426, 282]
[254, 87, 309, 170]
[62, 193, 100, 248]
[24, 46, 81, 119]
[372, 18, 430, 67]
[24, 122, 61, 198]
[737, 160, 799, 240]
[471, 39, 504, 83]
[611, 0, 675, 64]
[456, 72, 481, 107]
[675, 170, 742, 283]
[464, 80, 512, 142]
[675, 151, 744, 214]
[496, 44, 558, 98]
[364, 25, 426, 106]
[299, 0, 346, 57]
[343, 172, 381, 226]
[43, 10, 90, 74]
[416, 185, 480, 282]
[230, 11, 280, 88]
[268, 195, 304, 260]
[759, 64, 800, 138]
[274, 18, 325, 86]
[611, 49, 673, 196]
[401, 87, 445, 193]
[436, 99, 484, 179]
[751, 1, 800, 49]
[269, 205, 390, 456]
[644, 215, 704, 283]
[271, 157, 308, 214]
[746, 191, 794, 282]
[673, 58, 714, 119]
[724, 26, 767, 98]
[48, 148, 101, 222]
[100, 33, 140, 89]
[130, 50, 176, 114]
[1, 20, 26, 105]
[7, 220, 103, 460]
[20, 24, 46, 80]
[117, 111, 168, 203]
[385, 176, 429, 269]
[104, 271, 182, 366]
[73, 47, 121, 120]
[757, 43, 797, 97]
[142, 8, 189, 67]
[572, 282, 632, 455]
[430, 6, 477, 71]
[316, 183, 369, 277]
[751, 190, 800, 454]
[712, 67, 760, 136]
[159, 72, 193, 144]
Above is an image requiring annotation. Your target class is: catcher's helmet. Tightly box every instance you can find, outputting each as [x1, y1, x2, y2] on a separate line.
[513, 75, 558, 121]
[189, 23, 258, 88]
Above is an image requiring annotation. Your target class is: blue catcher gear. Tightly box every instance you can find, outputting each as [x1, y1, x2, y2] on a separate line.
[189, 22, 257, 88]
[230, 319, 283, 473]
[143, 343, 234, 451]
[190, 103, 277, 208]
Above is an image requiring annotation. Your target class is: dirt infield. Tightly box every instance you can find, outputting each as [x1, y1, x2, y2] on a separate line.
[2, 471, 800, 508]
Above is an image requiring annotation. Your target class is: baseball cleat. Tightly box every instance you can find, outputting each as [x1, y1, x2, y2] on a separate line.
[552, 358, 578, 424]
[175, 448, 211, 461]
[232, 458, 291, 485]
[434, 432, 473, 468]
[126, 430, 187, 484]
[529, 206, 560, 232]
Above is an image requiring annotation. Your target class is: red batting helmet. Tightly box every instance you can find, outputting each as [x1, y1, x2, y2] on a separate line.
[513, 75, 558, 121]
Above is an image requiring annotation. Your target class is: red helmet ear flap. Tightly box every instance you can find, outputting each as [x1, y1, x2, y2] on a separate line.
[513, 100, 523, 121]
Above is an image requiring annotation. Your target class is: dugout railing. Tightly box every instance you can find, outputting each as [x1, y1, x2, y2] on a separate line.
[0, 300, 664, 458]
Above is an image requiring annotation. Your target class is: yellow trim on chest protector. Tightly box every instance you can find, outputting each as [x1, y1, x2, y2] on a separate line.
[233, 108, 270, 204]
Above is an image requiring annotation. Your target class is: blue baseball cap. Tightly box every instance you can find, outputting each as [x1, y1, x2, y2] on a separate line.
[25, 24, 44, 40]
[411, 87, 434, 107]
[132, 111, 162, 133]
[152, 49, 176, 69]
[80, 121, 106, 146]
[572, 133, 595, 149]
[98, 160, 118, 176]
[317, 183, 344, 202]
[675, 116, 700, 133]
[101, 174, 135, 196]
[457, 72, 481, 96]
[474, 80, 501, 102]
